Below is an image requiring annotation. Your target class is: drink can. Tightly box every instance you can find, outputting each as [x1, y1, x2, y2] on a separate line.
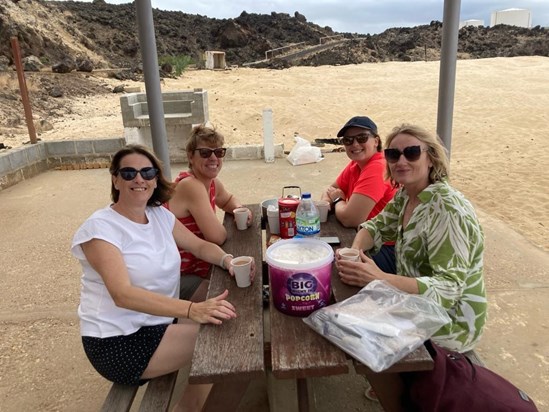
[278, 198, 300, 239]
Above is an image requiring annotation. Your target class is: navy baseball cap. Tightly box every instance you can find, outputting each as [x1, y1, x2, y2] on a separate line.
[337, 116, 378, 137]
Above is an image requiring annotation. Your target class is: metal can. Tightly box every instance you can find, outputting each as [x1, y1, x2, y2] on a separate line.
[278, 197, 300, 239]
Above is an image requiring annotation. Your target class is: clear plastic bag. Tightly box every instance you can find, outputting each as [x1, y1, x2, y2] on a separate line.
[303, 280, 451, 372]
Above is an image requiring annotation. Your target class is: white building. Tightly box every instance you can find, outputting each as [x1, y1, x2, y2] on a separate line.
[459, 19, 484, 29]
[490, 8, 532, 28]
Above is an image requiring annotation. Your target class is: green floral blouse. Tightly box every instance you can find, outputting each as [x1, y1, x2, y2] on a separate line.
[360, 180, 486, 352]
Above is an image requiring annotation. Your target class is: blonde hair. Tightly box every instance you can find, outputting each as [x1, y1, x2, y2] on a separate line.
[385, 124, 450, 185]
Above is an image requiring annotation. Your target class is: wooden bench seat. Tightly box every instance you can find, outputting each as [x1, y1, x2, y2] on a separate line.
[100, 370, 178, 412]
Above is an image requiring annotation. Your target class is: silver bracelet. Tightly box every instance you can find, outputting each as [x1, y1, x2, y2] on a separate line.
[220, 253, 234, 269]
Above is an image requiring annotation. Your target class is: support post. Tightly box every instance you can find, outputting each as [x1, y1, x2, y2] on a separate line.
[135, 1, 171, 179]
[436, 0, 461, 159]
[10, 37, 38, 144]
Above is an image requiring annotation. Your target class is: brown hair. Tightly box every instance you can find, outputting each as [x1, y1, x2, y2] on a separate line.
[109, 144, 174, 205]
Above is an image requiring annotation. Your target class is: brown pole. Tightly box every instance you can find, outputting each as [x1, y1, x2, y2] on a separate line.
[10, 36, 38, 144]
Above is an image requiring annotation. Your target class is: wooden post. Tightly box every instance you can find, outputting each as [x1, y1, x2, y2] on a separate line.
[10, 36, 38, 144]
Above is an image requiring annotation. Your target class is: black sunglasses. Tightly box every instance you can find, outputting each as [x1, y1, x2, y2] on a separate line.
[339, 132, 373, 146]
[116, 167, 159, 181]
[194, 148, 227, 158]
[384, 146, 428, 163]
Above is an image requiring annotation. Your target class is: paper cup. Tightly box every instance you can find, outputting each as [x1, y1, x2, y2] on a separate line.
[267, 207, 280, 234]
[233, 207, 249, 230]
[339, 247, 360, 262]
[231, 256, 252, 288]
[315, 200, 330, 223]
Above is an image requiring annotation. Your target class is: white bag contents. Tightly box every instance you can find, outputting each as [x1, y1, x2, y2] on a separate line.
[286, 136, 322, 166]
[303, 280, 451, 372]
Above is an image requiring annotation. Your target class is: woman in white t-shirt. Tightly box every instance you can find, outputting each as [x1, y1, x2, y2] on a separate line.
[71, 144, 254, 411]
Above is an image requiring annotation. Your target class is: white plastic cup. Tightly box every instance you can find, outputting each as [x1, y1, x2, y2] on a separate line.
[266, 207, 280, 234]
[315, 200, 330, 223]
[339, 247, 360, 262]
[231, 256, 252, 288]
[233, 207, 249, 230]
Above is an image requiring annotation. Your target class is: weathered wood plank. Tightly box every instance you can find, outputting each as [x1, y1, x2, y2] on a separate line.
[100, 384, 138, 412]
[189, 204, 265, 384]
[138, 371, 178, 412]
[269, 291, 350, 379]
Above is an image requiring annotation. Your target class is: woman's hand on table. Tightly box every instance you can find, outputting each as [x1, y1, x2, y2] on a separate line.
[188, 289, 236, 324]
[335, 250, 386, 287]
[326, 187, 345, 209]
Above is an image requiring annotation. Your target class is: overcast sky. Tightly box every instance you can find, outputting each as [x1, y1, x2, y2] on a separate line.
[70, 1, 549, 34]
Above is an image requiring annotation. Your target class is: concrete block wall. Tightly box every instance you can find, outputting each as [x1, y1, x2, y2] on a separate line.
[0, 138, 125, 192]
[0, 138, 285, 192]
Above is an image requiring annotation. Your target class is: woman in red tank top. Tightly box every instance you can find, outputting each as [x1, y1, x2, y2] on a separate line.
[165, 124, 251, 301]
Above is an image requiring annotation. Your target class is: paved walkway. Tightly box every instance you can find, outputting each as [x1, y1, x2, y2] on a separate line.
[1, 153, 547, 411]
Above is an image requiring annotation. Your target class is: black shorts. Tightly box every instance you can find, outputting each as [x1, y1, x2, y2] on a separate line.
[82, 324, 169, 386]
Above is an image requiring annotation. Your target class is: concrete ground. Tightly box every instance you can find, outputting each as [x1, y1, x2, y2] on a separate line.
[1, 153, 548, 411]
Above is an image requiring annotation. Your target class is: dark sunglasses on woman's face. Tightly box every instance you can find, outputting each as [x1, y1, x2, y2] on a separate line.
[384, 146, 428, 163]
[116, 167, 159, 181]
[194, 148, 227, 158]
[339, 132, 373, 146]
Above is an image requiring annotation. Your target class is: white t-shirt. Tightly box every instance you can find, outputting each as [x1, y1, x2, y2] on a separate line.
[71, 205, 180, 338]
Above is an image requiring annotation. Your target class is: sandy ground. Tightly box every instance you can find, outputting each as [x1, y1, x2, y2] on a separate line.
[23, 56, 549, 253]
[1, 57, 549, 411]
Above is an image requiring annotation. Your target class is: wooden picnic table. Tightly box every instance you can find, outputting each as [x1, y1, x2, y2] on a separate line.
[188, 204, 265, 411]
[190, 203, 433, 412]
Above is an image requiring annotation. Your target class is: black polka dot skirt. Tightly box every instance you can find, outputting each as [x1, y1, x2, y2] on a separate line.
[82, 324, 169, 386]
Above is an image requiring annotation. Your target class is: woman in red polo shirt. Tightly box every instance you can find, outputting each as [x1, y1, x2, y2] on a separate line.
[321, 116, 397, 274]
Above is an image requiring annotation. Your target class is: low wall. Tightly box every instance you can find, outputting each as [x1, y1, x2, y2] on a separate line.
[0, 139, 284, 192]
[0, 138, 125, 191]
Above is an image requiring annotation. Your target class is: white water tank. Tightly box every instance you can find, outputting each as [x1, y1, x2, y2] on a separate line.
[490, 8, 531, 28]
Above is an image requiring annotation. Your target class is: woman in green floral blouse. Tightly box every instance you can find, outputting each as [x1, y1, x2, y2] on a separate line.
[337, 123, 486, 353]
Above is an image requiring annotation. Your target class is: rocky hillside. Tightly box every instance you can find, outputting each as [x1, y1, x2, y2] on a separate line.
[1, 0, 548, 70]
[1, 0, 548, 148]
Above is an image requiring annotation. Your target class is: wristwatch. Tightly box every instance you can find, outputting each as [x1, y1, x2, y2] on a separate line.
[332, 197, 344, 206]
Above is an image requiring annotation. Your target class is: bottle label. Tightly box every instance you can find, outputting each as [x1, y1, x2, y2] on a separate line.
[296, 216, 320, 236]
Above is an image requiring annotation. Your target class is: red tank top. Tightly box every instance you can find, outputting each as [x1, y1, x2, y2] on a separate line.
[165, 171, 216, 278]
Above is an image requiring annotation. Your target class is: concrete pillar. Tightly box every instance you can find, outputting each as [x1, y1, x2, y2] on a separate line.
[263, 108, 275, 163]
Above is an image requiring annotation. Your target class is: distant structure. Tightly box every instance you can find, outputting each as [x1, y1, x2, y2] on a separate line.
[459, 19, 484, 29]
[204, 51, 227, 70]
[490, 8, 532, 28]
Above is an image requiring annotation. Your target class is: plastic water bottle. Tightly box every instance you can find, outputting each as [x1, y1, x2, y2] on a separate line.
[296, 192, 320, 237]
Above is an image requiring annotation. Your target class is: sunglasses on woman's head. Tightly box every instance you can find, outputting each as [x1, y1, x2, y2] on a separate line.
[339, 132, 373, 146]
[194, 148, 227, 158]
[116, 167, 159, 181]
[384, 146, 428, 163]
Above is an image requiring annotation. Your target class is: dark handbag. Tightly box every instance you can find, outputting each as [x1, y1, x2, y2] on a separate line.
[402, 340, 538, 412]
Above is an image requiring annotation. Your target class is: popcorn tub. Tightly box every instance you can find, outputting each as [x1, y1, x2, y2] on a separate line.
[266, 238, 334, 317]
